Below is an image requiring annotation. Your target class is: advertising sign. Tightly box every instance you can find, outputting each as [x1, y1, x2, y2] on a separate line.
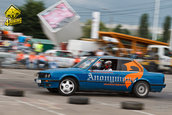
[38, 0, 82, 45]
[41, 3, 75, 30]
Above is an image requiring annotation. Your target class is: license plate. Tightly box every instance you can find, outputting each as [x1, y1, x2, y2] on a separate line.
[36, 79, 41, 83]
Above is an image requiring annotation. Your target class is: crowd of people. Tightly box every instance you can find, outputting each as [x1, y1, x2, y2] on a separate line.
[16, 51, 58, 69]
[0, 30, 60, 69]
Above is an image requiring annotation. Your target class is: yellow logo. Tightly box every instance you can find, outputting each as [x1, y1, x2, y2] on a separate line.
[4, 5, 22, 26]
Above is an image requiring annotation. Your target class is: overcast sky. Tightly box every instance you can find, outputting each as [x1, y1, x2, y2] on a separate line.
[0, 0, 172, 27]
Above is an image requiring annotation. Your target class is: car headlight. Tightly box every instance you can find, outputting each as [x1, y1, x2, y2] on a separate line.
[47, 74, 51, 78]
[45, 73, 51, 78]
[45, 74, 48, 78]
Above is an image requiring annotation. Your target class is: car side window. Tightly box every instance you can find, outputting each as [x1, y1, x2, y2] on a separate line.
[164, 48, 171, 57]
[92, 59, 118, 71]
[117, 59, 139, 71]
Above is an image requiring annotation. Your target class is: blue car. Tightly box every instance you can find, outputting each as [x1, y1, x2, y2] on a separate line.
[35, 56, 166, 97]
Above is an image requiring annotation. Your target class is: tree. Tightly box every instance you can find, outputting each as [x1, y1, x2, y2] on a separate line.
[13, 0, 47, 39]
[162, 16, 171, 43]
[138, 14, 149, 39]
[82, 20, 92, 38]
[82, 20, 109, 38]
[113, 24, 130, 35]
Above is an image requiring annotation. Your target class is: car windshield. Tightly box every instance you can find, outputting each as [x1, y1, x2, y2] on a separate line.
[73, 57, 97, 69]
[56, 51, 73, 57]
[164, 48, 172, 57]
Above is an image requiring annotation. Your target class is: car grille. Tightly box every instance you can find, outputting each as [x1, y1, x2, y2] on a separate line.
[38, 73, 47, 78]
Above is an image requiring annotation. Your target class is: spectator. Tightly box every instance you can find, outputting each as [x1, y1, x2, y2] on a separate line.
[26, 52, 37, 69]
[34, 42, 43, 54]
[16, 51, 25, 65]
[95, 48, 105, 56]
[37, 53, 48, 69]
[18, 36, 27, 43]
[24, 41, 31, 47]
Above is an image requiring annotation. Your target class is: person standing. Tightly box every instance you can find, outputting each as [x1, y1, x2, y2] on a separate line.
[16, 51, 25, 65]
[95, 48, 105, 56]
[34, 42, 43, 54]
[26, 52, 38, 69]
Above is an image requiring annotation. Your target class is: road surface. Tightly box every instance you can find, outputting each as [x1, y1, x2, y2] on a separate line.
[0, 69, 172, 115]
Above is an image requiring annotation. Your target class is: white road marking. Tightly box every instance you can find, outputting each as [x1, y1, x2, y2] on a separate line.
[93, 99, 155, 115]
[0, 95, 65, 115]
[32, 99, 63, 110]
[16, 100, 65, 115]
[98, 102, 119, 107]
[133, 110, 155, 115]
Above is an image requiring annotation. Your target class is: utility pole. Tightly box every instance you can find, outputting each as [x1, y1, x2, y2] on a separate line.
[91, 12, 100, 39]
[170, 29, 172, 50]
[152, 0, 160, 41]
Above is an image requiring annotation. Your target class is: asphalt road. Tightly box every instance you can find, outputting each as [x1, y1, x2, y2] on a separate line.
[0, 69, 172, 115]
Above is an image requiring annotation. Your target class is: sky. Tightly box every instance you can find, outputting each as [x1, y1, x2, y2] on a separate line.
[0, 0, 172, 27]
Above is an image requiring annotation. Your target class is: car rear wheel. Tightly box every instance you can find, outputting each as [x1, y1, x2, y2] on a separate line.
[59, 78, 77, 96]
[133, 81, 149, 97]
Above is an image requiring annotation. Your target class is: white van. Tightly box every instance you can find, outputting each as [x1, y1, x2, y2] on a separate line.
[147, 45, 172, 71]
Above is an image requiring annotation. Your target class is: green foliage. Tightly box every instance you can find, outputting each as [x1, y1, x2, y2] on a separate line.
[82, 19, 109, 38]
[138, 13, 150, 39]
[13, 0, 47, 39]
[82, 20, 92, 38]
[100, 22, 109, 31]
[162, 16, 171, 43]
[157, 37, 163, 42]
[113, 24, 130, 35]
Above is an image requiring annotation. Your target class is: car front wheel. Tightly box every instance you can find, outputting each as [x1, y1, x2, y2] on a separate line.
[133, 81, 149, 97]
[59, 78, 77, 96]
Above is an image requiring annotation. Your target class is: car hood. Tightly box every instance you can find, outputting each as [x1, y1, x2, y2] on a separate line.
[39, 68, 84, 74]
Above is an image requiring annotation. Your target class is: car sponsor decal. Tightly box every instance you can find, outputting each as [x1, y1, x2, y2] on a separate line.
[87, 60, 144, 89]
[123, 61, 143, 88]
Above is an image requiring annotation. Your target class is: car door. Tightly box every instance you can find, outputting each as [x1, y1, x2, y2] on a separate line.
[102, 59, 143, 92]
[55, 51, 75, 67]
[86, 59, 119, 91]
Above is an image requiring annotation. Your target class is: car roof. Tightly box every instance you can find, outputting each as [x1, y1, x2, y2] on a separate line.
[90, 56, 133, 60]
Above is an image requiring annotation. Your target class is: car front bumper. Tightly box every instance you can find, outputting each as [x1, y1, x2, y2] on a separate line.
[34, 78, 60, 88]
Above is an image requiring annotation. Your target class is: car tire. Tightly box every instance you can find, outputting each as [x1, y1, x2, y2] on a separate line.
[121, 101, 144, 110]
[47, 88, 58, 93]
[133, 81, 149, 98]
[4, 89, 24, 97]
[59, 78, 77, 96]
[68, 96, 89, 104]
